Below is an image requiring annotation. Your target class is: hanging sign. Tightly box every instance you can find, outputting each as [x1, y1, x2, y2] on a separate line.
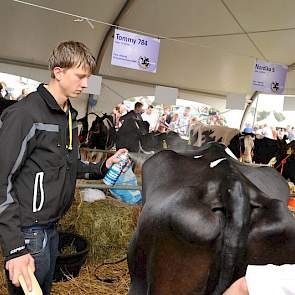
[252, 60, 288, 94]
[111, 29, 160, 73]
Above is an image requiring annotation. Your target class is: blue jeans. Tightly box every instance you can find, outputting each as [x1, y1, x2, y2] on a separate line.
[6, 225, 59, 295]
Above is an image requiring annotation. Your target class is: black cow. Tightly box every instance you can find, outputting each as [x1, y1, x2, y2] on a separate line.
[190, 124, 294, 182]
[128, 142, 295, 295]
[116, 118, 190, 153]
[77, 115, 89, 144]
[116, 117, 149, 152]
[273, 140, 295, 183]
[87, 113, 116, 150]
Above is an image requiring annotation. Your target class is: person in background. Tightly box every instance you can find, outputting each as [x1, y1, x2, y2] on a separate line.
[119, 101, 143, 123]
[112, 105, 121, 131]
[0, 40, 127, 295]
[0, 83, 16, 116]
[17, 88, 30, 101]
[262, 124, 274, 139]
[142, 105, 158, 132]
[289, 127, 295, 141]
[277, 128, 285, 140]
[176, 106, 191, 137]
[163, 106, 172, 125]
[169, 112, 180, 132]
[156, 113, 169, 133]
[272, 127, 278, 140]
[119, 102, 127, 116]
[0, 82, 11, 100]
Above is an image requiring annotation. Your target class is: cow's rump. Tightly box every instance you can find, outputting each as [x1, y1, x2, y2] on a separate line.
[128, 143, 295, 295]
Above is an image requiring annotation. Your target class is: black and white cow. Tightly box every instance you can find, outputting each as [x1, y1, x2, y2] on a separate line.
[116, 117, 190, 153]
[190, 124, 295, 181]
[128, 142, 295, 295]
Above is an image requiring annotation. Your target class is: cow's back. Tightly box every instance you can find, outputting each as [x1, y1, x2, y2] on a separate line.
[128, 143, 295, 295]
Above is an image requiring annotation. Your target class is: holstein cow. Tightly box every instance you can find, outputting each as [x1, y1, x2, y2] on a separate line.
[116, 117, 190, 153]
[190, 123, 254, 163]
[128, 142, 295, 295]
[78, 112, 116, 162]
[190, 123, 288, 165]
[272, 140, 295, 183]
[87, 112, 116, 150]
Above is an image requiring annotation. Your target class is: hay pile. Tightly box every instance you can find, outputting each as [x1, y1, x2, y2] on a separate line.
[59, 182, 140, 263]
[0, 180, 139, 294]
[0, 254, 130, 295]
[0, 255, 7, 295]
[51, 260, 130, 295]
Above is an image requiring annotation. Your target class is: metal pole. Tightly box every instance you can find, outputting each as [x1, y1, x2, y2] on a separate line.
[252, 95, 259, 128]
[80, 148, 116, 154]
[77, 183, 142, 191]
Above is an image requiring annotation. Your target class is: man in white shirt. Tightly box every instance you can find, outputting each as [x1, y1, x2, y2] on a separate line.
[261, 124, 274, 139]
[142, 105, 158, 132]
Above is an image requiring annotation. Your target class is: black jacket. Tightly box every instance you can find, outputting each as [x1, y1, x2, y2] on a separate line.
[0, 96, 16, 116]
[0, 84, 107, 260]
[120, 110, 143, 122]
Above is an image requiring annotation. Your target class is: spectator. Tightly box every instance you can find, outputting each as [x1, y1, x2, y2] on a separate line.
[289, 127, 295, 141]
[0, 83, 16, 116]
[112, 106, 121, 130]
[119, 102, 127, 116]
[169, 113, 180, 132]
[163, 106, 172, 124]
[142, 105, 158, 132]
[176, 106, 191, 137]
[262, 124, 274, 139]
[17, 88, 30, 101]
[272, 127, 278, 140]
[120, 101, 143, 123]
[277, 128, 285, 140]
[156, 113, 169, 133]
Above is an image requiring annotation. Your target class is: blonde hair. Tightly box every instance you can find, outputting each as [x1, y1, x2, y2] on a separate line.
[48, 41, 96, 78]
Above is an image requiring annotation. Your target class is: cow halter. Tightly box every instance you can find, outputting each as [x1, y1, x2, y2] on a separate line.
[274, 148, 293, 175]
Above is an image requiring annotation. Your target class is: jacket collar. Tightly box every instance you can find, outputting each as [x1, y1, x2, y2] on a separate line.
[37, 83, 64, 112]
[37, 84, 78, 119]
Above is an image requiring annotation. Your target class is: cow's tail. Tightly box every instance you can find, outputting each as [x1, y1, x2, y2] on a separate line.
[210, 163, 251, 295]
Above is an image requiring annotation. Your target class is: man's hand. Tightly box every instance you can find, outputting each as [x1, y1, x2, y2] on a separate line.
[106, 148, 130, 171]
[5, 254, 35, 291]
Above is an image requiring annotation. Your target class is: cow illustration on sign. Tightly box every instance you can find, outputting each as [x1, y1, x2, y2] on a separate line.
[138, 56, 150, 69]
[271, 81, 280, 93]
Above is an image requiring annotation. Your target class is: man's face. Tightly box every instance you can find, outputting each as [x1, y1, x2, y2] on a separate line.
[135, 106, 143, 114]
[146, 107, 152, 114]
[56, 65, 91, 98]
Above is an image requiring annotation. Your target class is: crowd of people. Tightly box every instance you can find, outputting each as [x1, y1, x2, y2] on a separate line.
[247, 124, 295, 141]
[112, 103, 199, 138]
[113, 102, 295, 143]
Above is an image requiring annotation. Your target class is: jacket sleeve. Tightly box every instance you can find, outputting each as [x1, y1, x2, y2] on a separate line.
[76, 158, 108, 180]
[0, 107, 34, 260]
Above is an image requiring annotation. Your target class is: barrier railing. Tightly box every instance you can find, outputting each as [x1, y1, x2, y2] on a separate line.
[77, 183, 142, 191]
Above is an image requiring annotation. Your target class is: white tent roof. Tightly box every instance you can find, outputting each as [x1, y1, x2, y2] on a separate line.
[257, 112, 278, 127]
[1, 0, 295, 99]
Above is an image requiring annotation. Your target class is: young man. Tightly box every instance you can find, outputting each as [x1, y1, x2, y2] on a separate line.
[119, 101, 143, 122]
[0, 41, 127, 295]
[141, 105, 158, 132]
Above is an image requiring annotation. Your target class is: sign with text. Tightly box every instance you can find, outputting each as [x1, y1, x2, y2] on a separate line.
[111, 29, 160, 73]
[252, 60, 288, 94]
